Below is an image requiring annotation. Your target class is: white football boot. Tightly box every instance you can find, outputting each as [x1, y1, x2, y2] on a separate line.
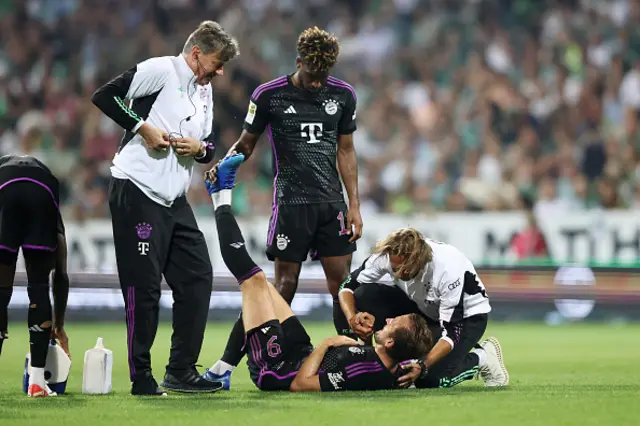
[478, 336, 509, 387]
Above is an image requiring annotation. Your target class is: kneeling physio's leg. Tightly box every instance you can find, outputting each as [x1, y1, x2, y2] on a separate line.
[417, 351, 484, 388]
[416, 315, 488, 388]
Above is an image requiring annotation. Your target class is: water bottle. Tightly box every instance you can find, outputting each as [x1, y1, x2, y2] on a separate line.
[23, 340, 71, 395]
[82, 337, 113, 395]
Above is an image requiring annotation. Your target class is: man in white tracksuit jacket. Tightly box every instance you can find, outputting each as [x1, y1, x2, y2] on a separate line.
[92, 20, 239, 396]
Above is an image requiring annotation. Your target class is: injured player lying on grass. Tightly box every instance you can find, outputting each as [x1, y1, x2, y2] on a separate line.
[205, 153, 433, 392]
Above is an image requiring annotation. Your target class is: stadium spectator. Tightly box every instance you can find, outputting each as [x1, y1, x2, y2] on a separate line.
[1, 0, 639, 220]
[509, 209, 551, 261]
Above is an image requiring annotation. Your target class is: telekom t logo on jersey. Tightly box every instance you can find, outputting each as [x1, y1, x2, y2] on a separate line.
[300, 123, 323, 143]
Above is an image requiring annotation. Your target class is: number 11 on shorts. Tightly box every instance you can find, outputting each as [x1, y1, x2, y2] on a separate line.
[337, 211, 350, 236]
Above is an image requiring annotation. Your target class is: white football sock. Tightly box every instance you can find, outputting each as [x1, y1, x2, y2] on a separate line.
[210, 360, 236, 375]
[29, 367, 45, 385]
[472, 348, 487, 368]
[212, 189, 232, 210]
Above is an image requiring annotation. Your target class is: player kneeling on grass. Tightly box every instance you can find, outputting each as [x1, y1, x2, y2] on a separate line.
[205, 153, 432, 391]
[339, 228, 509, 388]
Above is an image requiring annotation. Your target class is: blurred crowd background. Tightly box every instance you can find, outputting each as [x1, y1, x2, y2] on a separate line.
[1, 0, 640, 222]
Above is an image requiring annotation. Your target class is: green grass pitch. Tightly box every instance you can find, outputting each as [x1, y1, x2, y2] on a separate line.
[1, 322, 639, 426]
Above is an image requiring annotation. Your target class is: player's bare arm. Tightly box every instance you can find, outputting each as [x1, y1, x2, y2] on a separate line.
[337, 133, 362, 243]
[425, 336, 454, 366]
[211, 72, 273, 178]
[207, 89, 264, 182]
[228, 130, 261, 160]
[291, 336, 358, 392]
[205, 131, 261, 182]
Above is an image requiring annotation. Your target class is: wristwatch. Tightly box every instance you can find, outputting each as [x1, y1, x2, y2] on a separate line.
[195, 141, 207, 159]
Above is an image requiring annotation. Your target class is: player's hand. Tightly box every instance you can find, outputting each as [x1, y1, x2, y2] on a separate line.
[348, 312, 374, 340]
[138, 123, 170, 151]
[346, 207, 363, 243]
[51, 326, 70, 359]
[204, 151, 238, 182]
[205, 162, 219, 183]
[397, 361, 422, 388]
[172, 137, 203, 157]
[324, 335, 360, 348]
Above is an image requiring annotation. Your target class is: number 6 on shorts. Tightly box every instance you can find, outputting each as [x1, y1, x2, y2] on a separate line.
[267, 335, 281, 358]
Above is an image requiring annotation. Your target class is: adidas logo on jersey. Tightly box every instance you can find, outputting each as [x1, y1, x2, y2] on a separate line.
[230, 242, 244, 249]
[261, 326, 271, 334]
[284, 106, 297, 114]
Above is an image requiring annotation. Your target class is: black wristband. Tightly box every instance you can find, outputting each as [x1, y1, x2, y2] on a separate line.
[417, 359, 429, 380]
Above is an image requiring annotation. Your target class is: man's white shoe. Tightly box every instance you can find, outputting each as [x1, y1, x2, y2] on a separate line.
[479, 337, 509, 387]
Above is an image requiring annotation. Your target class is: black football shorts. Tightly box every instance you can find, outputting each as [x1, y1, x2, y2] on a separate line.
[0, 178, 59, 264]
[246, 317, 313, 391]
[265, 201, 356, 262]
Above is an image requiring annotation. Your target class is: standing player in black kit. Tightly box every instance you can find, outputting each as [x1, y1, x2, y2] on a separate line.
[203, 27, 363, 388]
[0, 155, 70, 397]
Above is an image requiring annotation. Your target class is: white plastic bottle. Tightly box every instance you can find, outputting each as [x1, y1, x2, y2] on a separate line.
[82, 337, 113, 395]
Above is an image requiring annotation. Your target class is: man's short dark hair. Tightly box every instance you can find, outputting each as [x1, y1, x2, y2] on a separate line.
[183, 20, 239, 62]
[296, 26, 340, 74]
[387, 314, 433, 363]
